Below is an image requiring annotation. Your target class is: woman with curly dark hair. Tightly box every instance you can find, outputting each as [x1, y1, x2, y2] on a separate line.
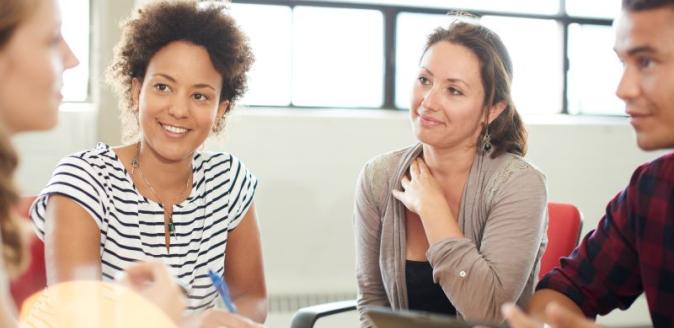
[29, 1, 266, 326]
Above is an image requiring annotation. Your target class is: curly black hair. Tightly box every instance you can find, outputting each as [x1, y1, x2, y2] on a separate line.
[108, 0, 253, 138]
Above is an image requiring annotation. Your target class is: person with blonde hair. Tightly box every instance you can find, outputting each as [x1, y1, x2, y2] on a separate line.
[1, 0, 186, 325]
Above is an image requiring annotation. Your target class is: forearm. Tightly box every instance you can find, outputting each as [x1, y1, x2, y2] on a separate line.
[527, 289, 584, 323]
[233, 294, 267, 323]
[418, 204, 463, 244]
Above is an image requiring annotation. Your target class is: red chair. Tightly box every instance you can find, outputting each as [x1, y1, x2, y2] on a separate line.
[9, 196, 46, 310]
[539, 202, 583, 279]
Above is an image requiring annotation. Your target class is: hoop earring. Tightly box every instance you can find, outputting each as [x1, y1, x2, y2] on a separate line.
[480, 127, 492, 153]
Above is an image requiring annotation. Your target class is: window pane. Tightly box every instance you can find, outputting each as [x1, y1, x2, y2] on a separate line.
[231, 4, 292, 106]
[566, 0, 620, 19]
[481, 16, 563, 114]
[567, 24, 623, 115]
[309, 0, 559, 15]
[292, 7, 384, 107]
[59, 0, 90, 102]
[395, 13, 459, 109]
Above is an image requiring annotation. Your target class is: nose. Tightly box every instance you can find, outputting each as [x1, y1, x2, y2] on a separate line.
[168, 96, 190, 119]
[420, 86, 441, 112]
[615, 66, 639, 103]
[61, 39, 79, 70]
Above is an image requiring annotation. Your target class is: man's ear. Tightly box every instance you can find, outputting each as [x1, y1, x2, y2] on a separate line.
[487, 100, 507, 124]
[131, 78, 142, 111]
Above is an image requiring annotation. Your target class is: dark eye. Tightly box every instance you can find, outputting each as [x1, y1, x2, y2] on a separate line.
[154, 83, 170, 92]
[417, 76, 431, 85]
[448, 87, 463, 96]
[193, 93, 209, 102]
[637, 56, 654, 69]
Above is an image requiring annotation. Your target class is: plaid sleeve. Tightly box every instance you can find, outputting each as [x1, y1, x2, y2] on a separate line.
[537, 163, 651, 318]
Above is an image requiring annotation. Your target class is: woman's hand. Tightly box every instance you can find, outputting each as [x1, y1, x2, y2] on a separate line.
[392, 158, 463, 243]
[117, 261, 186, 324]
[183, 308, 263, 328]
[391, 158, 446, 217]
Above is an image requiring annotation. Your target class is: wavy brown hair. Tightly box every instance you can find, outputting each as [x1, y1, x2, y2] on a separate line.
[423, 20, 527, 158]
[108, 0, 254, 143]
[0, 0, 36, 277]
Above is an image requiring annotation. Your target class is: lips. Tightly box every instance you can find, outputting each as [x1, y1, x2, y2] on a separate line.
[160, 122, 191, 135]
[417, 113, 444, 127]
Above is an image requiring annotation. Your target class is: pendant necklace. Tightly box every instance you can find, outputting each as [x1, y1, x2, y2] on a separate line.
[130, 145, 191, 253]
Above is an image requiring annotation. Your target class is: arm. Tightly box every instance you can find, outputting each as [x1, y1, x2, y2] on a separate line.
[224, 203, 267, 323]
[354, 162, 389, 326]
[394, 159, 547, 321]
[43, 194, 101, 283]
[431, 165, 547, 321]
[182, 204, 265, 328]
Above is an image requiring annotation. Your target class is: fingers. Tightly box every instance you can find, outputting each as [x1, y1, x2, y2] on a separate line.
[546, 303, 598, 328]
[122, 261, 170, 289]
[416, 158, 430, 175]
[501, 303, 541, 328]
[409, 158, 420, 178]
[391, 189, 404, 202]
[400, 175, 411, 190]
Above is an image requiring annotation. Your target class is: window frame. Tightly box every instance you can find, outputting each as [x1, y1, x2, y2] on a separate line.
[231, 0, 614, 114]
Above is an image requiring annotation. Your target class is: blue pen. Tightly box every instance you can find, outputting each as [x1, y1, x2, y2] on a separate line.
[207, 269, 238, 313]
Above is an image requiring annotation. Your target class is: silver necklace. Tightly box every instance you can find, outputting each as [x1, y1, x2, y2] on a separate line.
[130, 144, 191, 252]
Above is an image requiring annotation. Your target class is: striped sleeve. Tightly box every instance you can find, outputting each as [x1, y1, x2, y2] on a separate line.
[30, 155, 107, 239]
[226, 156, 258, 230]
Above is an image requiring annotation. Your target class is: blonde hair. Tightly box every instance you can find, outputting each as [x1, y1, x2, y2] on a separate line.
[0, 0, 38, 277]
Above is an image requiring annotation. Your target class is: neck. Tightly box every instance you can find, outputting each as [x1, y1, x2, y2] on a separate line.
[135, 142, 192, 193]
[421, 143, 476, 181]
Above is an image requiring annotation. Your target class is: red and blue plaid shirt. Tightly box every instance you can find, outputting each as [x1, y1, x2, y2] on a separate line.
[538, 152, 674, 327]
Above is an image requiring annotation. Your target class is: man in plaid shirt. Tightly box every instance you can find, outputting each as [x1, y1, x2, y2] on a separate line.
[504, 0, 674, 327]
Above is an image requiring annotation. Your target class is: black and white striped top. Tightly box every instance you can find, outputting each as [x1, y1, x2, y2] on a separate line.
[30, 143, 258, 312]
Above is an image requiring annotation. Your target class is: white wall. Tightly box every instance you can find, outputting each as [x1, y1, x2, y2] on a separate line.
[13, 106, 664, 327]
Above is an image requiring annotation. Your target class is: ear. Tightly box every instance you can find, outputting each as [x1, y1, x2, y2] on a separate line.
[131, 78, 142, 111]
[217, 99, 230, 119]
[486, 100, 507, 124]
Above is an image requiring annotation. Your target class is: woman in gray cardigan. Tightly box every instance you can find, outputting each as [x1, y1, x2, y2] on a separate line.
[355, 21, 548, 326]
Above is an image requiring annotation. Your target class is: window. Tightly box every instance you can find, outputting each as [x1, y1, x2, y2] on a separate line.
[231, 0, 620, 115]
[232, 4, 383, 107]
[59, 0, 90, 102]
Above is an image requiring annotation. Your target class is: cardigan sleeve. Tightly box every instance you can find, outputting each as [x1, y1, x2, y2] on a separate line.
[354, 160, 389, 327]
[427, 162, 548, 322]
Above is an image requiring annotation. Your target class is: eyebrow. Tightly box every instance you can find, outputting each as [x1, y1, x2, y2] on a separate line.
[614, 45, 657, 56]
[421, 67, 470, 89]
[152, 73, 216, 91]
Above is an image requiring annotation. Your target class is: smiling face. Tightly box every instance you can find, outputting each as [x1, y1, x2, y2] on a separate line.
[614, 6, 674, 150]
[132, 40, 228, 162]
[0, 0, 78, 134]
[410, 41, 502, 151]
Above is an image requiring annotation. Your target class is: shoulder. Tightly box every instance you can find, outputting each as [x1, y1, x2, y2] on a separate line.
[55, 142, 119, 175]
[356, 145, 417, 207]
[360, 145, 415, 188]
[197, 151, 257, 187]
[361, 145, 417, 185]
[486, 152, 546, 187]
[630, 152, 674, 184]
[197, 151, 236, 172]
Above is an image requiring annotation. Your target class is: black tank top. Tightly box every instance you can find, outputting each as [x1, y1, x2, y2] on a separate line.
[405, 260, 457, 316]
